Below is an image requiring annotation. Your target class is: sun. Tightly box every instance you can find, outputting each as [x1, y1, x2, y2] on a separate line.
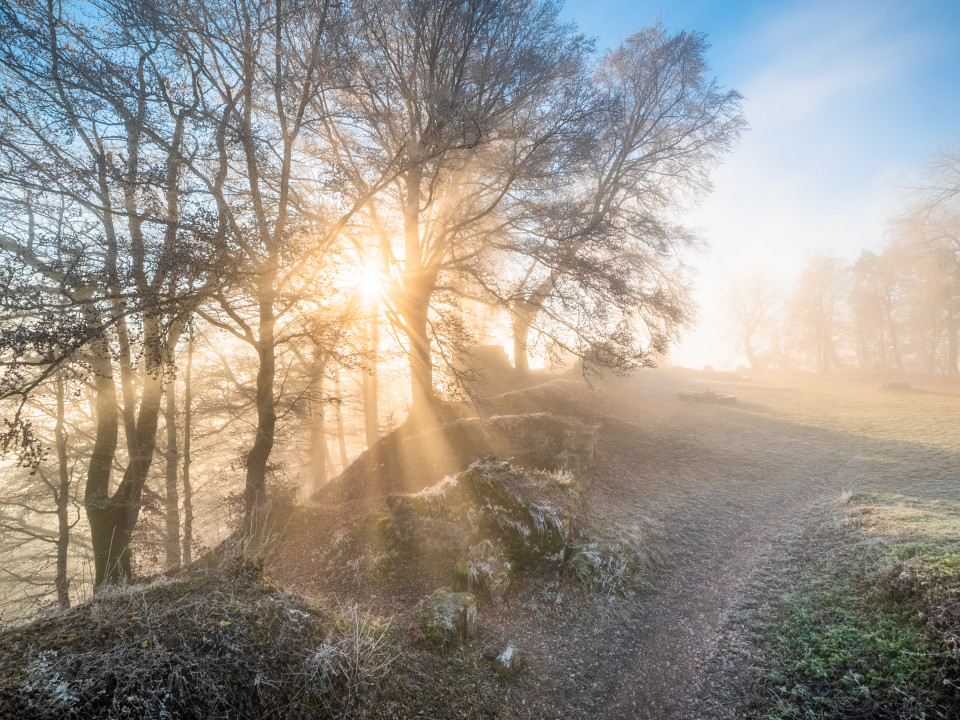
[356, 263, 382, 302]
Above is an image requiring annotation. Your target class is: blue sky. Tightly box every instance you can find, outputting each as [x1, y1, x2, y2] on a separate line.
[561, 0, 960, 367]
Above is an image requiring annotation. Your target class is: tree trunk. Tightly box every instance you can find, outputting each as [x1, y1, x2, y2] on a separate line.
[324, 430, 336, 480]
[163, 377, 181, 569]
[54, 372, 71, 608]
[404, 294, 436, 422]
[400, 166, 439, 422]
[310, 357, 329, 493]
[182, 324, 194, 567]
[361, 311, 379, 449]
[884, 294, 902, 370]
[86, 317, 168, 587]
[947, 316, 958, 375]
[88, 400, 165, 586]
[512, 308, 532, 375]
[334, 367, 348, 472]
[244, 284, 277, 523]
[511, 286, 552, 376]
[84, 328, 120, 588]
[743, 333, 760, 371]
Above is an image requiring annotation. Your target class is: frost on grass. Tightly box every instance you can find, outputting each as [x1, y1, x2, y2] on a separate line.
[459, 459, 583, 566]
[0, 568, 396, 720]
[466, 539, 511, 604]
[566, 521, 662, 597]
[567, 540, 648, 597]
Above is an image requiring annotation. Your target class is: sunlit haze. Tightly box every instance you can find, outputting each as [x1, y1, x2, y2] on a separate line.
[564, 0, 960, 369]
[2, 1, 960, 714]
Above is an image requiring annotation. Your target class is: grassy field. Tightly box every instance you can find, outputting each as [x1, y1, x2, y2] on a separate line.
[697, 372, 960, 719]
[732, 374, 960, 456]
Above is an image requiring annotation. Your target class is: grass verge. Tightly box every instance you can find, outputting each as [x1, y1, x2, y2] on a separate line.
[752, 493, 960, 719]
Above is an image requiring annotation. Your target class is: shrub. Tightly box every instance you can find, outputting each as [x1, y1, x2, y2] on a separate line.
[568, 540, 649, 597]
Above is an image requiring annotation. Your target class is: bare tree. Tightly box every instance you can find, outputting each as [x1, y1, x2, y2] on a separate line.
[918, 144, 960, 209]
[329, 0, 593, 419]
[500, 24, 745, 375]
[789, 252, 847, 374]
[180, 322, 195, 566]
[149, 0, 407, 520]
[725, 270, 780, 371]
[0, 370, 85, 613]
[905, 149, 960, 373]
[849, 250, 902, 370]
[0, 0, 221, 585]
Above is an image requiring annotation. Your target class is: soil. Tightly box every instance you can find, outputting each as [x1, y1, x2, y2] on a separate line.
[267, 369, 960, 719]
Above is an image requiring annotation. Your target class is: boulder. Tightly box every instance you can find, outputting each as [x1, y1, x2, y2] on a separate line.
[385, 477, 469, 553]
[385, 459, 584, 572]
[466, 539, 512, 604]
[457, 459, 582, 569]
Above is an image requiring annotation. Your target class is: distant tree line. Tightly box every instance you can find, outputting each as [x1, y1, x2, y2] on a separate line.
[726, 147, 960, 376]
[0, 0, 742, 610]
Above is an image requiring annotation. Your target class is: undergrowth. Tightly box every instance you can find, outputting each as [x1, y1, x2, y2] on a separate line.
[0, 566, 396, 720]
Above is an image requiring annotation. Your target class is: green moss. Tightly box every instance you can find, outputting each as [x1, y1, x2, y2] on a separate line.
[417, 590, 477, 650]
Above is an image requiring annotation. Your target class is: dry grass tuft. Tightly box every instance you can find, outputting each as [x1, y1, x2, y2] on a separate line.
[845, 492, 960, 541]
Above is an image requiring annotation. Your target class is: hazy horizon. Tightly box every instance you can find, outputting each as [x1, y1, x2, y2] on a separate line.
[564, 0, 960, 369]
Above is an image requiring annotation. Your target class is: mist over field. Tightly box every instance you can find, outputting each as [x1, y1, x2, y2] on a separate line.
[0, 1, 957, 718]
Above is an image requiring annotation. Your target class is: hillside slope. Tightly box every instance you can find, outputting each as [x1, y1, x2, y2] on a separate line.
[4, 370, 958, 718]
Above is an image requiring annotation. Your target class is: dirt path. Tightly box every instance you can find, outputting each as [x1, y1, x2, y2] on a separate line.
[506, 378, 905, 719]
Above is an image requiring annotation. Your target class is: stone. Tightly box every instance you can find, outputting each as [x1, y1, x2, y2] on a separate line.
[458, 459, 582, 568]
[494, 645, 525, 679]
[418, 589, 477, 648]
[385, 479, 470, 553]
[467, 539, 512, 604]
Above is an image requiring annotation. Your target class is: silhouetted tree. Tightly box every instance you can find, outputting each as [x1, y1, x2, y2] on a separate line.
[725, 270, 779, 371]
[333, 0, 593, 418]
[501, 24, 744, 375]
[0, 0, 218, 585]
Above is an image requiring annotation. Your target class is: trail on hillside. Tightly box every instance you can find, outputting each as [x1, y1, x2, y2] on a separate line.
[269, 372, 959, 719]
[490, 381, 853, 719]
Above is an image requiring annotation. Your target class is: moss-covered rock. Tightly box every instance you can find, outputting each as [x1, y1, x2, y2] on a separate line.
[467, 539, 512, 604]
[418, 590, 477, 649]
[385, 458, 583, 572]
[493, 644, 526, 680]
[458, 459, 583, 569]
[385, 477, 469, 554]
[377, 459, 590, 605]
